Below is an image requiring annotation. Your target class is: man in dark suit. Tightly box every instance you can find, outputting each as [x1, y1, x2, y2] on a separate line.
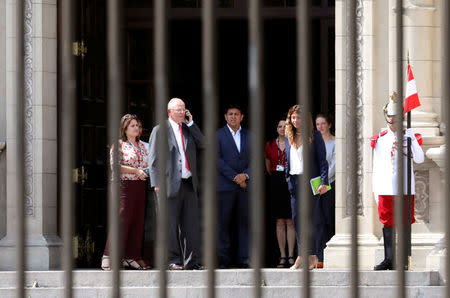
[216, 105, 250, 268]
[148, 97, 204, 270]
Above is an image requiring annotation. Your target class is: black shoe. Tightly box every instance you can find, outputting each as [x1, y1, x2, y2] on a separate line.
[236, 263, 250, 269]
[374, 259, 393, 270]
[185, 264, 205, 270]
[374, 227, 394, 271]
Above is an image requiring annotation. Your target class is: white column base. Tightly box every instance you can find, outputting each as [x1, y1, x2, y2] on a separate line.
[425, 236, 446, 278]
[0, 234, 61, 270]
[324, 233, 380, 269]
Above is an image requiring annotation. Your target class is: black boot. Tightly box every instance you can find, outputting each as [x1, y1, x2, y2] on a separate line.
[374, 227, 393, 270]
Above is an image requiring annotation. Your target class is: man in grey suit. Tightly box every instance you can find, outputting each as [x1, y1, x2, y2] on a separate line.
[148, 98, 205, 270]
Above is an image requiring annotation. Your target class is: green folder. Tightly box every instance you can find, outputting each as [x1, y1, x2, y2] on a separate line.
[310, 176, 332, 196]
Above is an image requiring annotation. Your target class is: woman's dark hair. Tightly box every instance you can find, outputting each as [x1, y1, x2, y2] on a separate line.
[119, 114, 140, 142]
[315, 113, 335, 136]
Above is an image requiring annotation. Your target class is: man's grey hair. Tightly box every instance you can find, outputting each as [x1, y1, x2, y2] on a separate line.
[167, 97, 184, 110]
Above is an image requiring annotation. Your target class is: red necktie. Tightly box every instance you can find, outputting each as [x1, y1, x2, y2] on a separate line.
[179, 124, 191, 171]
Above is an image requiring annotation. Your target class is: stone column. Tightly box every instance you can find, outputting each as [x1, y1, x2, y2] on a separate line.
[388, 0, 444, 269]
[0, 0, 7, 240]
[325, 0, 380, 269]
[0, 0, 60, 270]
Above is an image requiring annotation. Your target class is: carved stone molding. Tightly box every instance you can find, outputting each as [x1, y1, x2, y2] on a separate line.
[24, 0, 33, 216]
[345, 0, 364, 216]
[414, 170, 429, 223]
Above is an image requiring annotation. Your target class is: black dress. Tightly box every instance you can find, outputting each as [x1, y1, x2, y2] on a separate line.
[265, 140, 292, 219]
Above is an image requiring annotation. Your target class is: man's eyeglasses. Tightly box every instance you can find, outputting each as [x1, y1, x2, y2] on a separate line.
[170, 108, 186, 113]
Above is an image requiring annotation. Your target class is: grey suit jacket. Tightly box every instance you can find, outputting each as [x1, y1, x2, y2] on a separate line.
[148, 121, 205, 198]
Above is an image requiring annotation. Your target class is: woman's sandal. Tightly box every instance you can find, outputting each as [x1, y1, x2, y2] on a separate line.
[137, 259, 152, 270]
[288, 256, 295, 266]
[308, 255, 319, 270]
[277, 257, 288, 268]
[289, 256, 302, 270]
[101, 255, 111, 271]
[122, 259, 146, 270]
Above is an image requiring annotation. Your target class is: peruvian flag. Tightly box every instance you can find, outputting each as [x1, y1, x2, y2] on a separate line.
[404, 64, 421, 114]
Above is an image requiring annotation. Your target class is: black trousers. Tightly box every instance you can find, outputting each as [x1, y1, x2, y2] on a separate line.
[288, 175, 325, 256]
[317, 181, 335, 261]
[166, 178, 201, 266]
[217, 188, 249, 266]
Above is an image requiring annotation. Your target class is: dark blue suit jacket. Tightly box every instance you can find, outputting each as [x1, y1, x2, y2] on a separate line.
[216, 125, 251, 192]
[285, 130, 329, 190]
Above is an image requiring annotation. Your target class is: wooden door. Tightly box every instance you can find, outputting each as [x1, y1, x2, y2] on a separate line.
[73, 0, 155, 268]
[74, 0, 108, 268]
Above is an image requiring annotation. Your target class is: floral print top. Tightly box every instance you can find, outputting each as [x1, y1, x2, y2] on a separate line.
[110, 139, 149, 181]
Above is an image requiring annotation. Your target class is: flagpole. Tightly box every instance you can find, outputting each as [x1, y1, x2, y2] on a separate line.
[406, 51, 412, 270]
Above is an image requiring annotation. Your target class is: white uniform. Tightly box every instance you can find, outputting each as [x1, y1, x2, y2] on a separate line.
[372, 127, 424, 203]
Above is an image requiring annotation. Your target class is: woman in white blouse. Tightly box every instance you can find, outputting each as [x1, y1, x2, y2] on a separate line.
[284, 105, 329, 270]
[101, 114, 150, 270]
[315, 114, 336, 269]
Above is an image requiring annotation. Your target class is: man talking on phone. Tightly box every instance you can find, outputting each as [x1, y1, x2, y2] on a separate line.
[148, 97, 205, 270]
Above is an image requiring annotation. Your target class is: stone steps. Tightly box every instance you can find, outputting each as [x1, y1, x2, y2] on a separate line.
[0, 270, 444, 297]
[0, 286, 445, 298]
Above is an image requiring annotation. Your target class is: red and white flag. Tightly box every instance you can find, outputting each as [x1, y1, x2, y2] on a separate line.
[404, 64, 421, 114]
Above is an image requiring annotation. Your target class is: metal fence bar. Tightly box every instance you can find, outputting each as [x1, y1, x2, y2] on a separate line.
[443, 0, 450, 297]
[107, 0, 124, 296]
[15, 0, 25, 296]
[154, 0, 169, 297]
[347, 0, 359, 297]
[297, 1, 311, 297]
[394, 1, 405, 297]
[202, 1, 218, 297]
[60, 0, 76, 296]
[248, 0, 264, 297]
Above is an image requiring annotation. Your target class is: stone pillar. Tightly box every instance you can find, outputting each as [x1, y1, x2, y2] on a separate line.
[0, 0, 7, 240]
[0, 0, 60, 270]
[387, 0, 444, 269]
[425, 145, 446, 275]
[325, 0, 380, 269]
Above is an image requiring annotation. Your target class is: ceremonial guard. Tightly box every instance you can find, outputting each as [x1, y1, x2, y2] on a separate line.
[371, 93, 424, 270]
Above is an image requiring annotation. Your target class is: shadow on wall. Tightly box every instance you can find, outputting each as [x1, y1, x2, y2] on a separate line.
[0, 137, 6, 239]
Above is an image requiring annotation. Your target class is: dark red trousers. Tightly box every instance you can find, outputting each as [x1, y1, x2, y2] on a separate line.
[104, 180, 146, 260]
[378, 195, 415, 228]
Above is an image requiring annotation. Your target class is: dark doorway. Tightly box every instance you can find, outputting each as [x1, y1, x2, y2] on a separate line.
[59, 1, 334, 268]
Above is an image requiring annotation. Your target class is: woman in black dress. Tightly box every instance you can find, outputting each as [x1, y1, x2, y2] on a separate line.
[265, 119, 296, 268]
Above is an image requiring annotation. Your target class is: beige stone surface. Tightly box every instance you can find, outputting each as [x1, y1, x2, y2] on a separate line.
[0, 0, 60, 270]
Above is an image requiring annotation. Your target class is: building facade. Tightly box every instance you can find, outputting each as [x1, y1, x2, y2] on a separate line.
[0, 0, 446, 271]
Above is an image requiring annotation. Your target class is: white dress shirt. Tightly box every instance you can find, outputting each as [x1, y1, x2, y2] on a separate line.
[168, 117, 193, 179]
[289, 145, 304, 175]
[227, 124, 242, 153]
